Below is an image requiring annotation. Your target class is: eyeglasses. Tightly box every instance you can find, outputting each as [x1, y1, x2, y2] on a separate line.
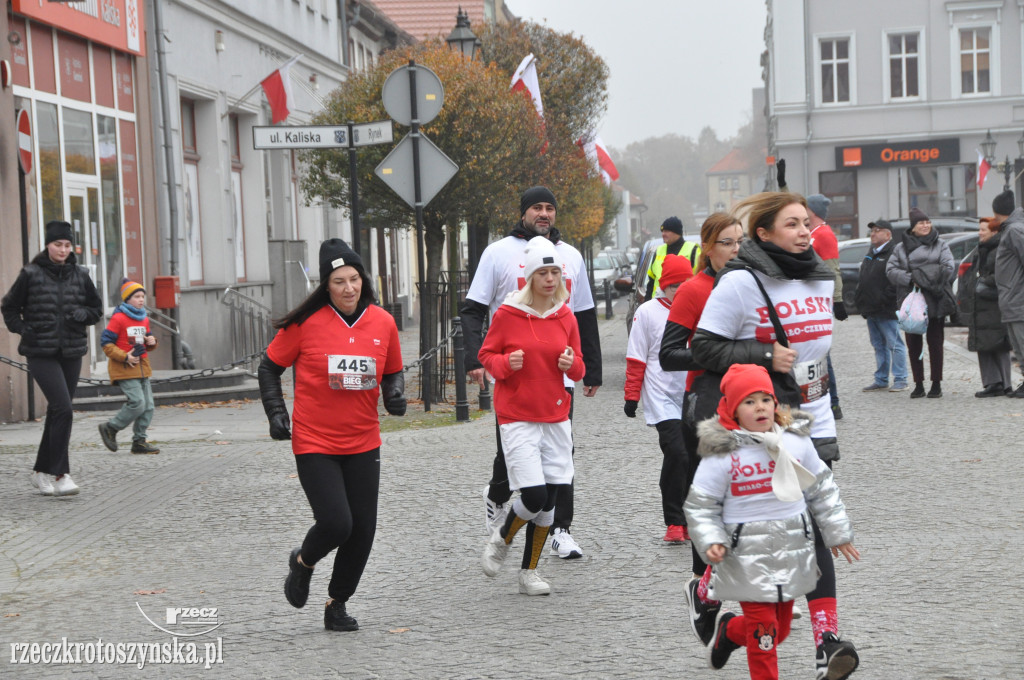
[713, 237, 745, 247]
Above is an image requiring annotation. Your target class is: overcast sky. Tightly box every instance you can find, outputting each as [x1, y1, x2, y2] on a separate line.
[504, 0, 767, 150]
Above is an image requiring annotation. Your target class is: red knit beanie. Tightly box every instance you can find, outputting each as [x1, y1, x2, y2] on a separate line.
[659, 253, 694, 289]
[716, 363, 776, 430]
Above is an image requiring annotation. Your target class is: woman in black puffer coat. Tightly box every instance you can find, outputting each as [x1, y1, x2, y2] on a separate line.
[961, 218, 1014, 397]
[2, 221, 103, 496]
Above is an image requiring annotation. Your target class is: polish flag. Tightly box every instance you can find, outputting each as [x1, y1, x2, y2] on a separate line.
[577, 133, 620, 185]
[261, 55, 301, 124]
[977, 149, 992, 189]
[510, 53, 544, 118]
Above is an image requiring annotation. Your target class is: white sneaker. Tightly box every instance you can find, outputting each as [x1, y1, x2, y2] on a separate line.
[483, 485, 508, 535]
[549, 528, 583, 559]
[518, 569, 551, 596]
[791, 601, 804, 620]
[481, 529, 510, 577]
[30, 471, 55, 496]
[52, 474, 80, 496]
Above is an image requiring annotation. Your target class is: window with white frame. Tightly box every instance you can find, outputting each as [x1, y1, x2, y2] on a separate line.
[959, 27, 991, 95]
[820, 37, 851, 103]
[888, 32, 919, 98]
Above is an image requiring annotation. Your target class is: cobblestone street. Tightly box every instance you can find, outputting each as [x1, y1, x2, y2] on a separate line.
[1, 305, 1022, 679]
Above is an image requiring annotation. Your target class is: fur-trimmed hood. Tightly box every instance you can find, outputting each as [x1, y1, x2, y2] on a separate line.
[696, 410, 814, 458]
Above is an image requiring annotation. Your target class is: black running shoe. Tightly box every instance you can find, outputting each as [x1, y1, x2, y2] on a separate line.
[284, 547, 313, 608]
[324, 599, 358, 631]
[815, 632, 859, 680]
[684, 577, 721, 645]
[706, 610, 739, 670]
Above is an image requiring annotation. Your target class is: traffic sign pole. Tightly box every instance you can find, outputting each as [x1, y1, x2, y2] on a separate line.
[407, 60, 432, 411]
[347, 121, 360, 256]
[15, 110, 35, 420]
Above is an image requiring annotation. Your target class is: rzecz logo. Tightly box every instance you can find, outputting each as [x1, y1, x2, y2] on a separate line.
[136, 604, 222, 637]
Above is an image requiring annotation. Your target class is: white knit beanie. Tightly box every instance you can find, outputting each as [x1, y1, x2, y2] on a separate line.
[521, 236, 562, 281]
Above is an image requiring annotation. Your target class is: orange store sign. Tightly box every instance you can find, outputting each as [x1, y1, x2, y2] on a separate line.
[835, 138, 959, 170]
[12, 0, 145, 57]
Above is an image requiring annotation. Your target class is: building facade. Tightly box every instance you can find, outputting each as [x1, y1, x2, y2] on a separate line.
[766, 0, 1024, 239]
[0, 1, 157, 422]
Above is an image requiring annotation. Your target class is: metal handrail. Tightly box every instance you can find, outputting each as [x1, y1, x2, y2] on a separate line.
[143, 305, 196, 369]
[222, 286, 272, 313]
[286, 260, 312, 294]
[220, 287, 274, 376]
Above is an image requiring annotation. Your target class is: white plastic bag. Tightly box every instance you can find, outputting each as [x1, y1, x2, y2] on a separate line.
[897, 286, 928, 334]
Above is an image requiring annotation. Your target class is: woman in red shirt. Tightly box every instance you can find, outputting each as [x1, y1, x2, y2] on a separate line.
[258, 239, 406, 632]
[478, 236, 585, 596]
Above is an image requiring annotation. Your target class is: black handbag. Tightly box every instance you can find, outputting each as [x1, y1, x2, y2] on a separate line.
[688, 268, 804, 423]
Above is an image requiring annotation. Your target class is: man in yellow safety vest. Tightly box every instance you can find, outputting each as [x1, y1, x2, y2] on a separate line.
[645, 216, 701, 299]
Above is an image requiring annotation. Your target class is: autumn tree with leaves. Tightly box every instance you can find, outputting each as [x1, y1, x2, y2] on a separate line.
[479, 20, 619, 249]
[302, 41, 544, 284]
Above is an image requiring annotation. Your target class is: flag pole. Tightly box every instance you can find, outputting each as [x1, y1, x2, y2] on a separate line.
[221, 82, 265, 120]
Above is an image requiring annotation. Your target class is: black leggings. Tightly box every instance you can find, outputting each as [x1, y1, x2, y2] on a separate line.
[655, 419, 687, 526]
[27, 356, 81, 477]
[295, 450, 380, 603]
[681, 412, 707, 576]
[489, 387, 576, 530]
[905, 317, 945, 383]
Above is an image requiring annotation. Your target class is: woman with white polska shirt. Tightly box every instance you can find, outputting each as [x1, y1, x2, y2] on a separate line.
[690, 193, 859, 675]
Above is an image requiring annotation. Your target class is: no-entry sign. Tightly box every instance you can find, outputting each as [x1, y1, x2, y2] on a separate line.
[16, 109, 32, 175]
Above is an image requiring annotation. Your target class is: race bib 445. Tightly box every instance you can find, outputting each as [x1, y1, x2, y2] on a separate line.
[327, 355, 377, 390]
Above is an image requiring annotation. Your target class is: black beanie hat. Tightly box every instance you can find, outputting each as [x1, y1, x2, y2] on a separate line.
[993, 190, 1015, 216]
[909, 207, 929, 229]
[661, 216, 683, 235]
[45, 221, 74, 245]
[319, 238, 364, 282]
[520, 186, 558, 216]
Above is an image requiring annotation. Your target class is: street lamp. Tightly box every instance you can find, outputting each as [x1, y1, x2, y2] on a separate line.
[981, 130, 1015, 191]
[445, 7, 480, 59]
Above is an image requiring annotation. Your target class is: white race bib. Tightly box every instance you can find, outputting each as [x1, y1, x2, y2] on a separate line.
[327, 355, 377, 391]
[792, 358, 828, 404]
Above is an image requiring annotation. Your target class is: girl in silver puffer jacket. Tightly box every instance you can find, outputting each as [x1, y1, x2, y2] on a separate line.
[684, 364, 859, 679]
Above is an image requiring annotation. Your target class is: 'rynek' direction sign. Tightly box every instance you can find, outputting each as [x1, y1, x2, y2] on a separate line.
[252, 121, 393, 150]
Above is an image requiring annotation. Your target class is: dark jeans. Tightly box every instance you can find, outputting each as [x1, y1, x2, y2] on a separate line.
[27, 356, 81, 477]
[905, 317, 945, 383]
[488, 387, 576, 530]
[826, 352, 840, 406]
[655, 419, 687, 526]
[295, 449, 380, 603]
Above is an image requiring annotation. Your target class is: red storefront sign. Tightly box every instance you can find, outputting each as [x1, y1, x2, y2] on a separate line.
[12, 0, 145, 57]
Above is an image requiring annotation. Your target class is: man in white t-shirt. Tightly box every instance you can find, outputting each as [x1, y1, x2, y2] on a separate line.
[461, 186, 603, 559]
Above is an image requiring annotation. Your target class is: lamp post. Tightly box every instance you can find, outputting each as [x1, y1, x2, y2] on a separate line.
[981, 130, 1018, 192]
[445, 8, 481, 59]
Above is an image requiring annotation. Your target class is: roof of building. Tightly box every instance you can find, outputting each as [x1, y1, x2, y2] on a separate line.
[707, 148, 758, 174]
[370, 1, 487, 41]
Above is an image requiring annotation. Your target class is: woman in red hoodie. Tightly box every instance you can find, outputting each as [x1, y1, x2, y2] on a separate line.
[478, 236, 585, 595]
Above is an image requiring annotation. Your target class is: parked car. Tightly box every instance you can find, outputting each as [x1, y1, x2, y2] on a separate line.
[884, 215, 979, 238]
[592, 251, 626, 300]
[838, 231, 978, 321]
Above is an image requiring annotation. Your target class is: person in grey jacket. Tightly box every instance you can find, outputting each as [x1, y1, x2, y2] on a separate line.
[684, 363, 857, 677]
[1, 221, 103, 497]
[885, 208, 956, 398]
[992, 190, 1024, 397]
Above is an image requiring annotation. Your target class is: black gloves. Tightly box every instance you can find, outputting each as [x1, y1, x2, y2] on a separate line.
[69, 308, 89, 323]
[258, 353, 291, 441]
[381, 371, 407, 416]
[776, 158, 786, 189]
[833, 301, 848, 321]
[269, 412, 292, 440]
[623, 400, 638, 418]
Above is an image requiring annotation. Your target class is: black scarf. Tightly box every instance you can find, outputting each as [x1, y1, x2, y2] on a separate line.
[510, 222, 562, 244]
[329, 298, 369, 326]
[902, 228, 938, 255]
[758, 241, 819, 279]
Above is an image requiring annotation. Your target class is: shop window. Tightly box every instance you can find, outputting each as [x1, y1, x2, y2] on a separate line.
[63, 108, 96, 175]
[908, 164, 976, 216]
[37, 103, 63, 226]
[57, 33, 91, 103]
[99, 115, 123, 306]
[959, 27, 991, 95]
[181, 98, 198, 158]
[887, 32, 919, 99]
[819, 170, 858, 239]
